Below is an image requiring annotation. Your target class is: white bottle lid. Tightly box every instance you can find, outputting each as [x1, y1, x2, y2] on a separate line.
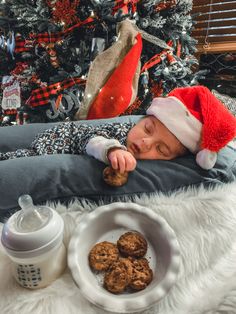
[1, 195, 64, 259]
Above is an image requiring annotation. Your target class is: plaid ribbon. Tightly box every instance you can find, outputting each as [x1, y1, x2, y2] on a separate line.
[10, 62, 29, 75]
[141, 41, 173, 72]
[3, 109, 17, 115]
[15, 17, 94, 53]
[141, 51, 167, 72]
[27, 77, 86, 107]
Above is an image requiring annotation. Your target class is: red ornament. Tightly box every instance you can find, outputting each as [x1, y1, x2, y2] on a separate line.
[40, 42, 60, 68]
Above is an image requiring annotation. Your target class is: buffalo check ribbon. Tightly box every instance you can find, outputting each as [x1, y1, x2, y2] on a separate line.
[27, 77, 86, 107]
[15, 17, 94, 53]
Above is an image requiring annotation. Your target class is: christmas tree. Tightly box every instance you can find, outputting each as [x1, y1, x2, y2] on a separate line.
[0, 0, 205, 125]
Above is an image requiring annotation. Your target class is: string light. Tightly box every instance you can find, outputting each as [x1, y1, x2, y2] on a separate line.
[203, 0, 213, 50]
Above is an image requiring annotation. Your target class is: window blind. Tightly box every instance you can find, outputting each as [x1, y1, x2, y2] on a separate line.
[192, 0, 236, 53]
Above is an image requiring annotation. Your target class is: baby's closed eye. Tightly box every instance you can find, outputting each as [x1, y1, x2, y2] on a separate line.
[144, 122, 153, 134]
[157, 144, 170, 157]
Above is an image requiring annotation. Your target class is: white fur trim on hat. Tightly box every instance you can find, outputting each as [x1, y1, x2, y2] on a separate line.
[196, 149, 217, 170]
[147, 96, 202, 153]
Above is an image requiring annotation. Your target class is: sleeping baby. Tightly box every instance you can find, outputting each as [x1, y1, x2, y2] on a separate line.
[0, 86, 235, 175]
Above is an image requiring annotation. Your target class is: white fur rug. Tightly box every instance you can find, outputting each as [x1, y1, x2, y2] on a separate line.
[1, 183, 236, 314]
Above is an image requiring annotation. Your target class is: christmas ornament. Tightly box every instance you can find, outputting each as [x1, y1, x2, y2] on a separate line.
[1, 76, 21, 111]
[40, 42, 60, 68]
[46, 87, 81, 120]
[46, 0, 80, 28]
[6, 31, 15, 59]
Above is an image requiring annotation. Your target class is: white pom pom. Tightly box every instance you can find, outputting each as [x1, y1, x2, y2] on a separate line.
[196, 149, 217, 170]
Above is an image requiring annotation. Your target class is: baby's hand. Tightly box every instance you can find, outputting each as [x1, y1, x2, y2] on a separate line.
[108, 148, 137, 174]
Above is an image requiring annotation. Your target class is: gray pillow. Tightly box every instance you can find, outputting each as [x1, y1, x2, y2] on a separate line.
[0, 116, 236, 220]
[0, 116, 142, 152]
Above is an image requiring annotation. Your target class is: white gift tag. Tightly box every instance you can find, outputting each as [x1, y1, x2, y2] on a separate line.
[1, 76, 21, 110]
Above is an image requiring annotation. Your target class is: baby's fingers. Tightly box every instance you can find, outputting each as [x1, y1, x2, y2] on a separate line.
[117, 155, 126, 174]
[126, 156, 137, 171]
[109, 154, 118, 170]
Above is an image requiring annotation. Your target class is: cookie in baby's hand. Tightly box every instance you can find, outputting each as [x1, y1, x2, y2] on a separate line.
[103, 166, 128, 187]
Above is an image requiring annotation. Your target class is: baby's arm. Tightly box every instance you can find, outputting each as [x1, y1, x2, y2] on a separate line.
[30, 122, 137, 173]
[86, 136, 136, 173]
[77, 122, 137, 172]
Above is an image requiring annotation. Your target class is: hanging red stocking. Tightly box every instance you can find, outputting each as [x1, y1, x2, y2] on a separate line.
[86, 33, 142, 119]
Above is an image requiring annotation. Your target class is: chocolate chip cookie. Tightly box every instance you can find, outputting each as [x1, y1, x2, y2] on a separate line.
[117, 231, 148, 257]
[89, 241, 119, 271]
[129, 258, 153, 291]
[104, 258, 133, 293]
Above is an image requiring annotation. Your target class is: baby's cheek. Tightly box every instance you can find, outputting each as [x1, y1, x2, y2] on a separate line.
[143, 149, 160, 160]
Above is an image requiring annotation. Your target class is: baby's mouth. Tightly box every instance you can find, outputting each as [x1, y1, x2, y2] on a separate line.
[130, 143, 140, 155]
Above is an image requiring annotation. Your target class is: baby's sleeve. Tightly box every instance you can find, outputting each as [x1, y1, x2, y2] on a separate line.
[73, 122, 132, 164]
[86, 136, 126, 164]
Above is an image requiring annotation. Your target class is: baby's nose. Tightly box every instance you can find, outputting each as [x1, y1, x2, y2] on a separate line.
[140, 138, 152, 152]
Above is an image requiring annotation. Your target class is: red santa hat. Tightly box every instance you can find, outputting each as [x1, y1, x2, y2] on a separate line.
[146, 85, 236, 169]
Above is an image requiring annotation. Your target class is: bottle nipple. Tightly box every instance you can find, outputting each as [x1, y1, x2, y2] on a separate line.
[16, 195, 51, 232]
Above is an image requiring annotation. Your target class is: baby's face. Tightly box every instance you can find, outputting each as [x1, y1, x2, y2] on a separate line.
[126, 116, 187, 160]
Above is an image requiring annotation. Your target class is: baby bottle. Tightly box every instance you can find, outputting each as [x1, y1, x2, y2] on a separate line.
[1, 195, 66, 289]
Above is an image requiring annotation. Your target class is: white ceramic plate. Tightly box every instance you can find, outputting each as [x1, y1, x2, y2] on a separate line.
[68, 202, 180, 313]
